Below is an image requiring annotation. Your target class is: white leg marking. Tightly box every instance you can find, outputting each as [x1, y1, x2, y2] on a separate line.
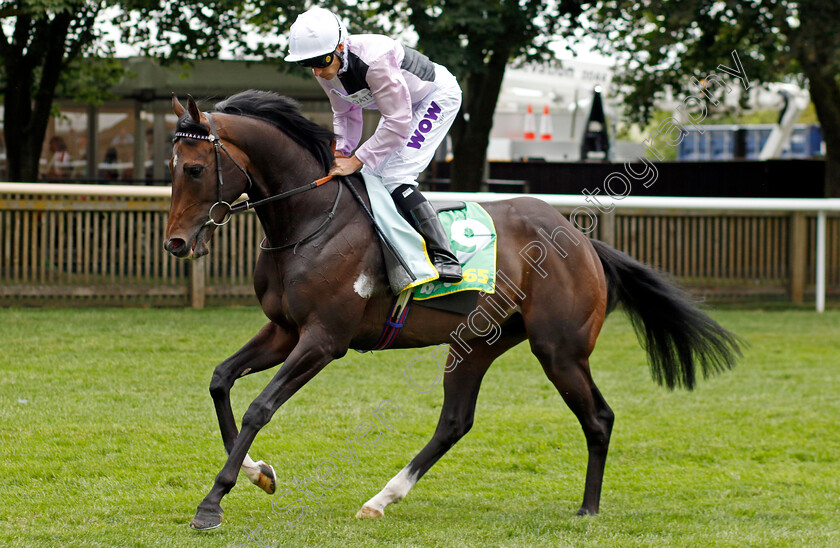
[362, 465, 418, 514]
[241, 453, 262, 483]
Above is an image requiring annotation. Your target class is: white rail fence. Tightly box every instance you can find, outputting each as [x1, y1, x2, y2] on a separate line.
[1, 183, 838, 311]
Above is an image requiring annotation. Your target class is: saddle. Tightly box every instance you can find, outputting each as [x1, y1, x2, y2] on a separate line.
[345, 174, 497, 317]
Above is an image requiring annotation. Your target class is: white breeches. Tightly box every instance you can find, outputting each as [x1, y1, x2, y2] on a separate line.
[362, 65, 462, 193]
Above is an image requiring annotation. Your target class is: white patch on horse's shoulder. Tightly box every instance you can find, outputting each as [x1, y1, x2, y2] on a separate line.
[354, 272, 375, 298]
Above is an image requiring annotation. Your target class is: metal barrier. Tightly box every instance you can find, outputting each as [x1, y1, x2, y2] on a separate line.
[1, 183, 838, 310]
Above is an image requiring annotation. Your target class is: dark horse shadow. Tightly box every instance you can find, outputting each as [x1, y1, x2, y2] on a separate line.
[164, 90, 742, 530]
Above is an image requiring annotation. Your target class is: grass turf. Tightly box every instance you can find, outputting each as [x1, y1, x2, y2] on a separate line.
[1, 307, 838, 547]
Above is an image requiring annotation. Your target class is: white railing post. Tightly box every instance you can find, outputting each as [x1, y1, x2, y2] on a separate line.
[816, 210, 827, 313]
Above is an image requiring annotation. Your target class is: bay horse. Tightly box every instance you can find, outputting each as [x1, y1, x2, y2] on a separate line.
[164, 90, 741, 530]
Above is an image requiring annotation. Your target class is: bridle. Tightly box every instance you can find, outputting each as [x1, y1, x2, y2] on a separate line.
[173, 112, 341, 252]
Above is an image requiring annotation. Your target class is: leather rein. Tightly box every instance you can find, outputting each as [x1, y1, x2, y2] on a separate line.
[173, 112, 340, 252]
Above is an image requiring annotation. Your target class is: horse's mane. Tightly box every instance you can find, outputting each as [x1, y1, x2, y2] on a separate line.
[178, 90, 335, 173]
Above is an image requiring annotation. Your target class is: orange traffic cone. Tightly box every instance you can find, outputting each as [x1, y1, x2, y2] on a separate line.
[539, 105, 553, 141]
[523, 104, 536, 140]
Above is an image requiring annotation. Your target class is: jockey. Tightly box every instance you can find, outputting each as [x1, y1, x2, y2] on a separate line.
[284, 7, 463, 283]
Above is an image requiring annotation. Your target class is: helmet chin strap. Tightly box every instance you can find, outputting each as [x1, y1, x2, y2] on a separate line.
[333, 12, 347, 72]
[334, 39, 347, 73]
[336, 47, 346, 71]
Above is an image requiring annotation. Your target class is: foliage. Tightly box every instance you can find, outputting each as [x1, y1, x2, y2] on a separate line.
[568, 0, 840, 195]
[111, 0, 249, 61]
[1, 1, 116, 105]
[1, 307, 839, 546]
[244, 1, 584, 191]
[392, 0, 570, 79]
[568, 1, 790, 123]
[56, 56, 125, 105]
[393, 1, 584, 191]
[0, 0, 249, 181]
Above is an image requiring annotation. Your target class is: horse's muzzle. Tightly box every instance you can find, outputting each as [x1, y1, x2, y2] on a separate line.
[164, 237, 190, 258]
[165, 224, 214, 259]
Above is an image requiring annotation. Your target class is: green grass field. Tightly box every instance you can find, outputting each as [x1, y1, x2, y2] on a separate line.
[1, 307, 839, 547]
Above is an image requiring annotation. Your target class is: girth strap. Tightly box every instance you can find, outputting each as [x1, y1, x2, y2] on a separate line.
[371, 290, 413, 350]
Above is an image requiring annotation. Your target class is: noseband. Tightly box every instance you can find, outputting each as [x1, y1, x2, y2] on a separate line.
[173, 112, 340, 252]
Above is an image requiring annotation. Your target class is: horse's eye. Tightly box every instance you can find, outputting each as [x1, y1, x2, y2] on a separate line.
[185, 165, 204, 179]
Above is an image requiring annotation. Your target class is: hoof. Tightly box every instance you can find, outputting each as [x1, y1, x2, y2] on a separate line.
[575, 507, 598, 517]
[355, 506, 384, 519]
[190, 505, 224, 530]
[256, 462, 276, 495]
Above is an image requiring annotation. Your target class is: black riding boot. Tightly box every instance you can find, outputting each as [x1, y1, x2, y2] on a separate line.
[391, 185, 462, 283]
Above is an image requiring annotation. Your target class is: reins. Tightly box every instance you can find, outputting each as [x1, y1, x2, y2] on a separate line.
[258, 183, 342, 253]
[229, 174, 334, 215]
[173, 112, 339, 253]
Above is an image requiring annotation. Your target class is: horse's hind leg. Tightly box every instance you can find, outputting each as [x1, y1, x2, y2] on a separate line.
[356, 333, 523, 518]
[530, 331, 614, 515]
[209, 321, 298, 495]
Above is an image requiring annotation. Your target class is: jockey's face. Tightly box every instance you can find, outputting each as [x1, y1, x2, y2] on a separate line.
[313, 43, 344, 80]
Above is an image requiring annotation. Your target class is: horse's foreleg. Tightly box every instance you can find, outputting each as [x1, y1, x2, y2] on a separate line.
[191, 333, 339, 530]
[209, 321, 297, 495]
[357, 335, 521, 519]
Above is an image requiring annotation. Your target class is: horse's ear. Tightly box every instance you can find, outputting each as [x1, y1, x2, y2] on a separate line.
[186, 94, 202, 123]
[172, 93, 185, 117]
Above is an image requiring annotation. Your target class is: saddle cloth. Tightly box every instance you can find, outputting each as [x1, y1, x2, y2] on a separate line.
[412, 201, 497, 300]
[361, 173, 497, 298]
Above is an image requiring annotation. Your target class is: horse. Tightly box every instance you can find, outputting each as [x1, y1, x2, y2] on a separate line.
[164, 90, 742, 530]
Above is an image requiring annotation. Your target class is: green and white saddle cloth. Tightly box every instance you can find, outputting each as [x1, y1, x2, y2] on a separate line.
[413, 202, 497, 300]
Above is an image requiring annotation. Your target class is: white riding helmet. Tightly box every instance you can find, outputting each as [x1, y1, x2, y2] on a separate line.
[284, 7, 345, 63]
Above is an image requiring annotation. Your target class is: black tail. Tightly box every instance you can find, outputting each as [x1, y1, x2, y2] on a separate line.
[591, 239, 742, 390]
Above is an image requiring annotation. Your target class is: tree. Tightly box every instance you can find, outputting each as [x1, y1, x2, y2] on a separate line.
[0, 0, 243, 182]
[569, 0, 840, 197]
[400, 1, 586, 192]
[249, 1, 582, 192]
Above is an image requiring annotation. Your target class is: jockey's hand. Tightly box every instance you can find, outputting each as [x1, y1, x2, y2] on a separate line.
[329, 156, 363, 177]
